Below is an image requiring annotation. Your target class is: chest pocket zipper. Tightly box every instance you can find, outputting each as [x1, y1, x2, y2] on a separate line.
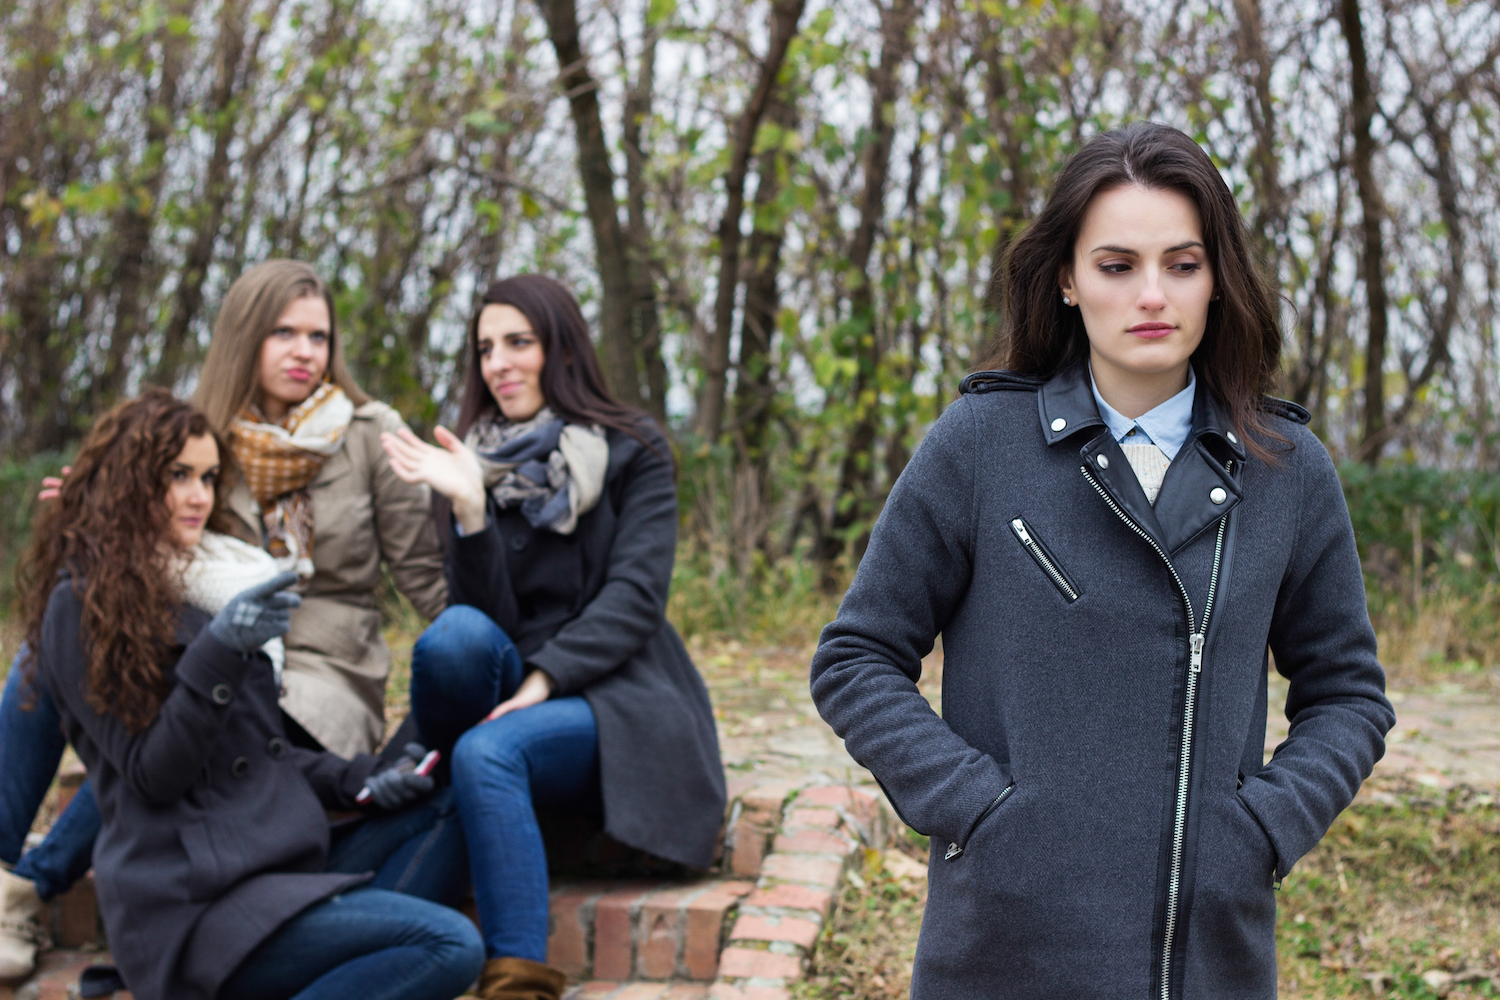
[1010, 518, 1081, 603]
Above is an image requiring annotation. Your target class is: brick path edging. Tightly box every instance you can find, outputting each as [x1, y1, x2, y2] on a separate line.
[709, 781, 890, 1000]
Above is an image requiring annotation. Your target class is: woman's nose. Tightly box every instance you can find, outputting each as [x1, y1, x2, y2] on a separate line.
[1138, 272, 1167, 310]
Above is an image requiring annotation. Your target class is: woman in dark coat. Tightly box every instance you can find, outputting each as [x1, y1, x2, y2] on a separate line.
[15, 390, 483, 1000]
[810, 122, 1395, 1000]
[381, 275, 725, 1000]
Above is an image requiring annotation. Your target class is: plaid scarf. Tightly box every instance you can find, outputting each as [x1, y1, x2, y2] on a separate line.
[465, 407, 608, 535]
[232, 382, 354, 576]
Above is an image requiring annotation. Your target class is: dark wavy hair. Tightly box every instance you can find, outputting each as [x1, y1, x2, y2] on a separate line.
[992, 121, 1284, 460]
[16, 389, 235, 732]
[455, 275, 661, 454]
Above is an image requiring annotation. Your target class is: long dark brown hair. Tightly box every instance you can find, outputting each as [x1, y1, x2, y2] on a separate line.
[993, 121, 1284, 459]
[455, 275, 659, 451]
[16, 390, 235, 732]
[192, 259, 370, 435]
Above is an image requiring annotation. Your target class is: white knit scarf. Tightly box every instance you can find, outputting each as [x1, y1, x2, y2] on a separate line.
[178, 532, 287, 689]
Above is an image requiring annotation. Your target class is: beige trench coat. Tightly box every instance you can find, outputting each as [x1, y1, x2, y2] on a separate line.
[224, 400, 447, 757]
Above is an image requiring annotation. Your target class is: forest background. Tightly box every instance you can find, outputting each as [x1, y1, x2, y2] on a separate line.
[3, 2, 1500, 996]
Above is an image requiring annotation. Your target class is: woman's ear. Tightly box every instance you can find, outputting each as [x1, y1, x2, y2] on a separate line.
[1058, 265, 1076, 305]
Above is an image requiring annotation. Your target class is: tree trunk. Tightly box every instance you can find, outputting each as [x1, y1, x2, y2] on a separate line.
[817, 0, 917, 574]
[156, 0, 251, 387]
[1338, 0, 1390, 465]
[621, 18, 668, 425]
[537, 0, 641, 406]
[696, 0, 806, 441]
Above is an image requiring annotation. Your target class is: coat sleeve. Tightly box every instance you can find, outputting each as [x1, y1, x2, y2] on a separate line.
[525, 434, 678, 696]
[289, 748, 379, 809]
[443, 507, 520, 632]
[367, 405, 449, 620]
[1241, 430, 1395, 877]
[809, 397, 1012, 849]
[40, 585, 254, 808]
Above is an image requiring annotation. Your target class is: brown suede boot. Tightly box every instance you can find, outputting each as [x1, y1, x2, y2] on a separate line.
[470, 956, 568, 1000]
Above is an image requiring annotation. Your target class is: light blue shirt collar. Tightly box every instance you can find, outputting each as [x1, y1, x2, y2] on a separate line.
[1089, 366, 1196, 462]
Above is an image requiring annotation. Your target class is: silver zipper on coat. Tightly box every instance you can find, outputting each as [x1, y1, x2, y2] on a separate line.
[1011, 518, 1080, 601]
[944, 782, 1016, 860]
[1080, 466, 1228, 1000]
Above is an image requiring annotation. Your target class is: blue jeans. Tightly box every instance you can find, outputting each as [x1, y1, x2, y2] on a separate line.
[0, 650, 99, 900]
[222, 787, 478, 999]
[411, 606, 602, 961]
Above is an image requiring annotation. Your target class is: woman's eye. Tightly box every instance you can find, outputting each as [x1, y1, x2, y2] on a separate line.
[1099, 262, 1131, 274]
[1170, 261, 1202, 273]
[271, 327, 293, 339]
[309, 332, 329, 345]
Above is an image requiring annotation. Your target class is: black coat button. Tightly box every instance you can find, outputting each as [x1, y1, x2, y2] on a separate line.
[211, 684, 232, 705]
[231, 756, 250, 778]
[267, 737, 288, 760]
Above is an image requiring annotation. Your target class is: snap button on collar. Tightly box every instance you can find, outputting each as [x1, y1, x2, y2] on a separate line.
[1210, 487, 1227, 504]
[1097, 455, 1109, 469]
[1227, 431, 1238, 444]
[1050, 417, 1067, 432]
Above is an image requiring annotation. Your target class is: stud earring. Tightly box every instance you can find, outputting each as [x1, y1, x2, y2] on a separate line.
[1062, 295, 1072, 306]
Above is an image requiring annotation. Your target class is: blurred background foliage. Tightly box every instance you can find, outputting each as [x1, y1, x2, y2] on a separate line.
[3, 0, 1500, 626]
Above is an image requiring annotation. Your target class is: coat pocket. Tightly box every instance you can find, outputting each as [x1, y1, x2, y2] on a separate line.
[1009, 518, 1081, 603]
[943, 782, 1016, 861]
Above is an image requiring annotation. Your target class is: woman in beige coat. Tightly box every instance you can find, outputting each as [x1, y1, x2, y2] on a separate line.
[0, 260, 446, 977]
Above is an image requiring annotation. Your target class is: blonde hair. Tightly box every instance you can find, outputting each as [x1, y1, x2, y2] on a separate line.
[192, 260, 370, 433]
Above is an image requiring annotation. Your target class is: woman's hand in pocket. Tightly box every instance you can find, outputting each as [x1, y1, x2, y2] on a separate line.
[380, 426, 487, 533]
[486, 669, 556, 722]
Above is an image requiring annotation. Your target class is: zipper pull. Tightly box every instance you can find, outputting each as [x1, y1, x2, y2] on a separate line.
[1011, 519, 1031, 544]
[944, 842, 963, 860]
[1190, 632, 1205, 673]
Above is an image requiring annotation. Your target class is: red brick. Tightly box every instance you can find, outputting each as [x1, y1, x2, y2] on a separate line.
[739, 781, 799, 811]
[709, 985, 793, 1000]
[770, 829, 856, 856]
[715, 946, 803, 980]
[743, 884, 834, 918]
[759, 854, 843, 887]
[592, 882, 659, 981]
[612, 985, 669, 1000]
[796, 785, 880, 826]
[569, 983, 621, 1000]
[549, 882, 611, 977]
[683, 881, 754, 980]
[636, 883, 705, 979]
[729, 914, 820, 951]
[729, 806, 777, 877]
[780, 807, 839, 830]
[662, 986, 711, 999]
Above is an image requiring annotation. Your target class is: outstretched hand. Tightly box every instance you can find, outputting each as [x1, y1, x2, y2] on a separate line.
[485, 669, 556, 722]
[38, 466, 72, 502]
[380, 426, 487, 533]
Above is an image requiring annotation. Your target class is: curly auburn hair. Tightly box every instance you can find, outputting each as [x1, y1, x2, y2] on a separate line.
[16, 389, 236, 732]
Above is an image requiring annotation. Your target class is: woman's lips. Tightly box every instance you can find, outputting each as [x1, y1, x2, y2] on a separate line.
[285, 368, 312, 382]
[1129, 323, 1174, 339]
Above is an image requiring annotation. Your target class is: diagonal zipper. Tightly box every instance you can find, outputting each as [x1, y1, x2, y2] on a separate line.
[1081, 465, 1229, 1000]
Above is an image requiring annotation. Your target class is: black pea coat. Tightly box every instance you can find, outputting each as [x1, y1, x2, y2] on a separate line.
[444, 426, 726, 870]
[810, 364, 1395, 1000]
[37, 579, 378, 1000]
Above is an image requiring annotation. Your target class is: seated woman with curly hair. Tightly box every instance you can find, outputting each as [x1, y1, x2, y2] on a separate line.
[13, 388, 482, 1000]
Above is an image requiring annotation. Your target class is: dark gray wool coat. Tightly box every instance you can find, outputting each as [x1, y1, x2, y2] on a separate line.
[810, 363, 1395, 1000]
[445, 425, 726, 870]
[38, 580, 378, 1000]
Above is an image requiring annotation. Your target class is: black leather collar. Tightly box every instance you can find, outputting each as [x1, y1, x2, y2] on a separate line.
[1040, 362, 1245, 554]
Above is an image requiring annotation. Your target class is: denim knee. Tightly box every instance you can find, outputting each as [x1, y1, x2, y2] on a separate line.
[451, 723, 528, 790]
[431, 904, 486, 983]
[412, 606, 498, 669]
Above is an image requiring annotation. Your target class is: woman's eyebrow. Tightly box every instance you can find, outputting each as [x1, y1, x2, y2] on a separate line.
[1091, 244, 1137, 255]
[1165, 240, 1205, 252]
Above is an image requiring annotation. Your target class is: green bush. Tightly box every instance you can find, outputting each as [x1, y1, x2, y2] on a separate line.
[0, 452, 68, 613]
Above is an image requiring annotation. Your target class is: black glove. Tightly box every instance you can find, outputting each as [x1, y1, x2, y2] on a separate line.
[208, 571, 302, 654]
[361, 742, 435, 810]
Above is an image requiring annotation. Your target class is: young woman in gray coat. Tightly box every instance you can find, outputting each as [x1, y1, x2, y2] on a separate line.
[810, 122, 1395, 1000]
[380, 275, 725, 1000]
[15, 390, 482, 1000]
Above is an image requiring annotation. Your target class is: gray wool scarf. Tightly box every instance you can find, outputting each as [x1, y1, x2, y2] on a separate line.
[465, 407, 609, 534]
